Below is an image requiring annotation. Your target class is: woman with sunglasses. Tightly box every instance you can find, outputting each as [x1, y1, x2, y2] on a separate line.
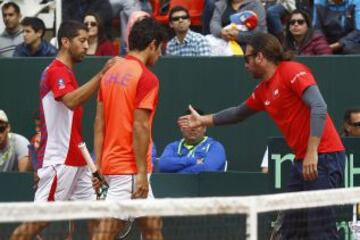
[284, 9, 331, 55]
[83, 12, 117, 56]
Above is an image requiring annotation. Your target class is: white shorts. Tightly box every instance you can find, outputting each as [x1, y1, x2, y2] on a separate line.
[104, 174, 154, 220]
[34, 164, 96, 202]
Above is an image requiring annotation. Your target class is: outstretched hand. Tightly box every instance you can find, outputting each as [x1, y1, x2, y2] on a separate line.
[177, 105, 204, 130]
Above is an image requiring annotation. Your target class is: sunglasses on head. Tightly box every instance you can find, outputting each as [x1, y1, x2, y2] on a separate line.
[289, 19, 306, 26]
[84, 21, 97, 27]
[170, 15, 189, 22]
[350, 122, 360, 127]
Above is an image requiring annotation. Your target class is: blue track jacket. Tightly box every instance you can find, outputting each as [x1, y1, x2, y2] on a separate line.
[159, 137, 226, 173]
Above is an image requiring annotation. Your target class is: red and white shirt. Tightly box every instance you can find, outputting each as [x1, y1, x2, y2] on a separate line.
[246, 61, 344, 159]
[38, 59, 86, 168]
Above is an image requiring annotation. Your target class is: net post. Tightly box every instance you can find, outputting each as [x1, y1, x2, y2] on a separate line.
[247, 201, 258, 240]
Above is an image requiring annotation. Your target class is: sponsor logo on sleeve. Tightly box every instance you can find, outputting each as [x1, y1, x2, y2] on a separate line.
[290, 71, 307, 84]
[57, 78, 65, 90]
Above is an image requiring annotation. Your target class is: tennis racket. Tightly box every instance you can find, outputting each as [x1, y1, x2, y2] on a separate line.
[78, 143, 137, 239]
[269, 211, 284, 240]
[116, 218, 136, 240]
[78, 142, 109, 200]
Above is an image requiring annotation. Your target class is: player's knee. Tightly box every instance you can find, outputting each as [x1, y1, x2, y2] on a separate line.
[141, 217, 163, 240]
[11, 222, 49, 240]
[92, 218, 123, 240]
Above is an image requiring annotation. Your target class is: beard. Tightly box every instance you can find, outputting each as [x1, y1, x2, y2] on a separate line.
[70, 50, 85, 63]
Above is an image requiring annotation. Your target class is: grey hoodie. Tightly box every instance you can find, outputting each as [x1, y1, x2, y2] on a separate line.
[210, 0, 268, 45]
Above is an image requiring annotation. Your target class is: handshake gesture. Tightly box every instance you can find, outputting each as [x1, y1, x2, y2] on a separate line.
[177, 105, 212, 130]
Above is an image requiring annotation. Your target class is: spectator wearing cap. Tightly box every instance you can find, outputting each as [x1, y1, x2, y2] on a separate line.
[343, 107, 360, 137]
[166, 6, 211, 56]
[0, 110, 31, 172]
[158, 108, 227, 173]
[0, 2, 23, 57]
[13, 17, 57, 57]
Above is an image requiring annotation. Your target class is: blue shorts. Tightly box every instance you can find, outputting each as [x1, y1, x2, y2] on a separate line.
[281, 151, 346, 240]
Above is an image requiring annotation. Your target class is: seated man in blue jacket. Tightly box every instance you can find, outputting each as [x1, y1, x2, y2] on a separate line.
[159, 108, 227, 173]
[13, 17, 57, 57]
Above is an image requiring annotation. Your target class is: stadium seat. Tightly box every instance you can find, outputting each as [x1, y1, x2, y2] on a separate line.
[150, 0, 204, 26]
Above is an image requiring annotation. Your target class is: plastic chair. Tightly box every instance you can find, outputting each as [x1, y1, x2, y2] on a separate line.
[150, 0, 205, 26]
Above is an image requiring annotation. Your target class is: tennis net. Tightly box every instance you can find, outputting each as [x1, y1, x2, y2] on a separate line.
[1, 187, 360, 240]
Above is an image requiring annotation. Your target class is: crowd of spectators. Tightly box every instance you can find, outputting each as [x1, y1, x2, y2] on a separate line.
[0, 0, 358, 58]
[1, 0, 360, 175]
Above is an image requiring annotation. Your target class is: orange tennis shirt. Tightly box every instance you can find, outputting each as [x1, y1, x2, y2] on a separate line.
[98, 55, 159, 175]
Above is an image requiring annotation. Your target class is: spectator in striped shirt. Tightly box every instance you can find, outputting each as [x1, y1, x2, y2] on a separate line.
[166, 6, 211, 56]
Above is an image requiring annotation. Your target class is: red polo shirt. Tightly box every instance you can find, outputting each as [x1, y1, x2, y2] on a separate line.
[246, 61, 344, 159]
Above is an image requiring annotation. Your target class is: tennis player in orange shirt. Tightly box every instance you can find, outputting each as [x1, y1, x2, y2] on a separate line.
[92, 18, 167, 240]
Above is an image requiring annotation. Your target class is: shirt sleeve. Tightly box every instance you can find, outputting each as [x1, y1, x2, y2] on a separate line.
[97, 85, 103, 102]
[178, 141, 227, 173]
[245, 86, 265, 111]
[14, 134, 30, 159]
[158, 142, 196, 173]
[134, 72, 159, 110]
[284, 63, 316, 97]
[47, 67, 75, 101]
[197, 38, 211, 56]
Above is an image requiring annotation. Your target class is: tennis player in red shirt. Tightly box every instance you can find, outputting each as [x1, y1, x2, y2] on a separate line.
[11, 20, 119, 240]
[178, 32, 345, 240]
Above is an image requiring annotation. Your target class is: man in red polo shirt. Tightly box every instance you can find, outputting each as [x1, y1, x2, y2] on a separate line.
[11, 20, 119, 240]
[178, 32, 345, 239]
[92, 18, 167, 240]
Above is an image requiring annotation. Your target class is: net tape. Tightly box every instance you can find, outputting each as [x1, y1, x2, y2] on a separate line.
[1, 187, 360, 223]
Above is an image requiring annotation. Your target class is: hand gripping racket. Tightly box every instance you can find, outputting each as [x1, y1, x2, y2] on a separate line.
[78, 142, 109, 200]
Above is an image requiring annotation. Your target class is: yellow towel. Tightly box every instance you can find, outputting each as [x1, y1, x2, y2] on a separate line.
[228, 40, 243, 56]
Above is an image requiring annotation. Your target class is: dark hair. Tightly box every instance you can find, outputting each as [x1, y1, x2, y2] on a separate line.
[57, 20, 88, 48]
[284, 9, 312, 53]
[168, 5, 190, 20]
[83, 11, 107, 43]
[185, 107, 204, 116]
[129, 18, 167, 51]
[21, 17, 45, 38]
[248, 32, 293, 64]
[343, 107, 360, 135]
[2, 2, 20, 14]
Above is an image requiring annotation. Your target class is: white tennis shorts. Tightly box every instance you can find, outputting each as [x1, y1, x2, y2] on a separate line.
[34, 164, 96, 202]
[104, 174, 154, 220]
[105, 174, 154, 201]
